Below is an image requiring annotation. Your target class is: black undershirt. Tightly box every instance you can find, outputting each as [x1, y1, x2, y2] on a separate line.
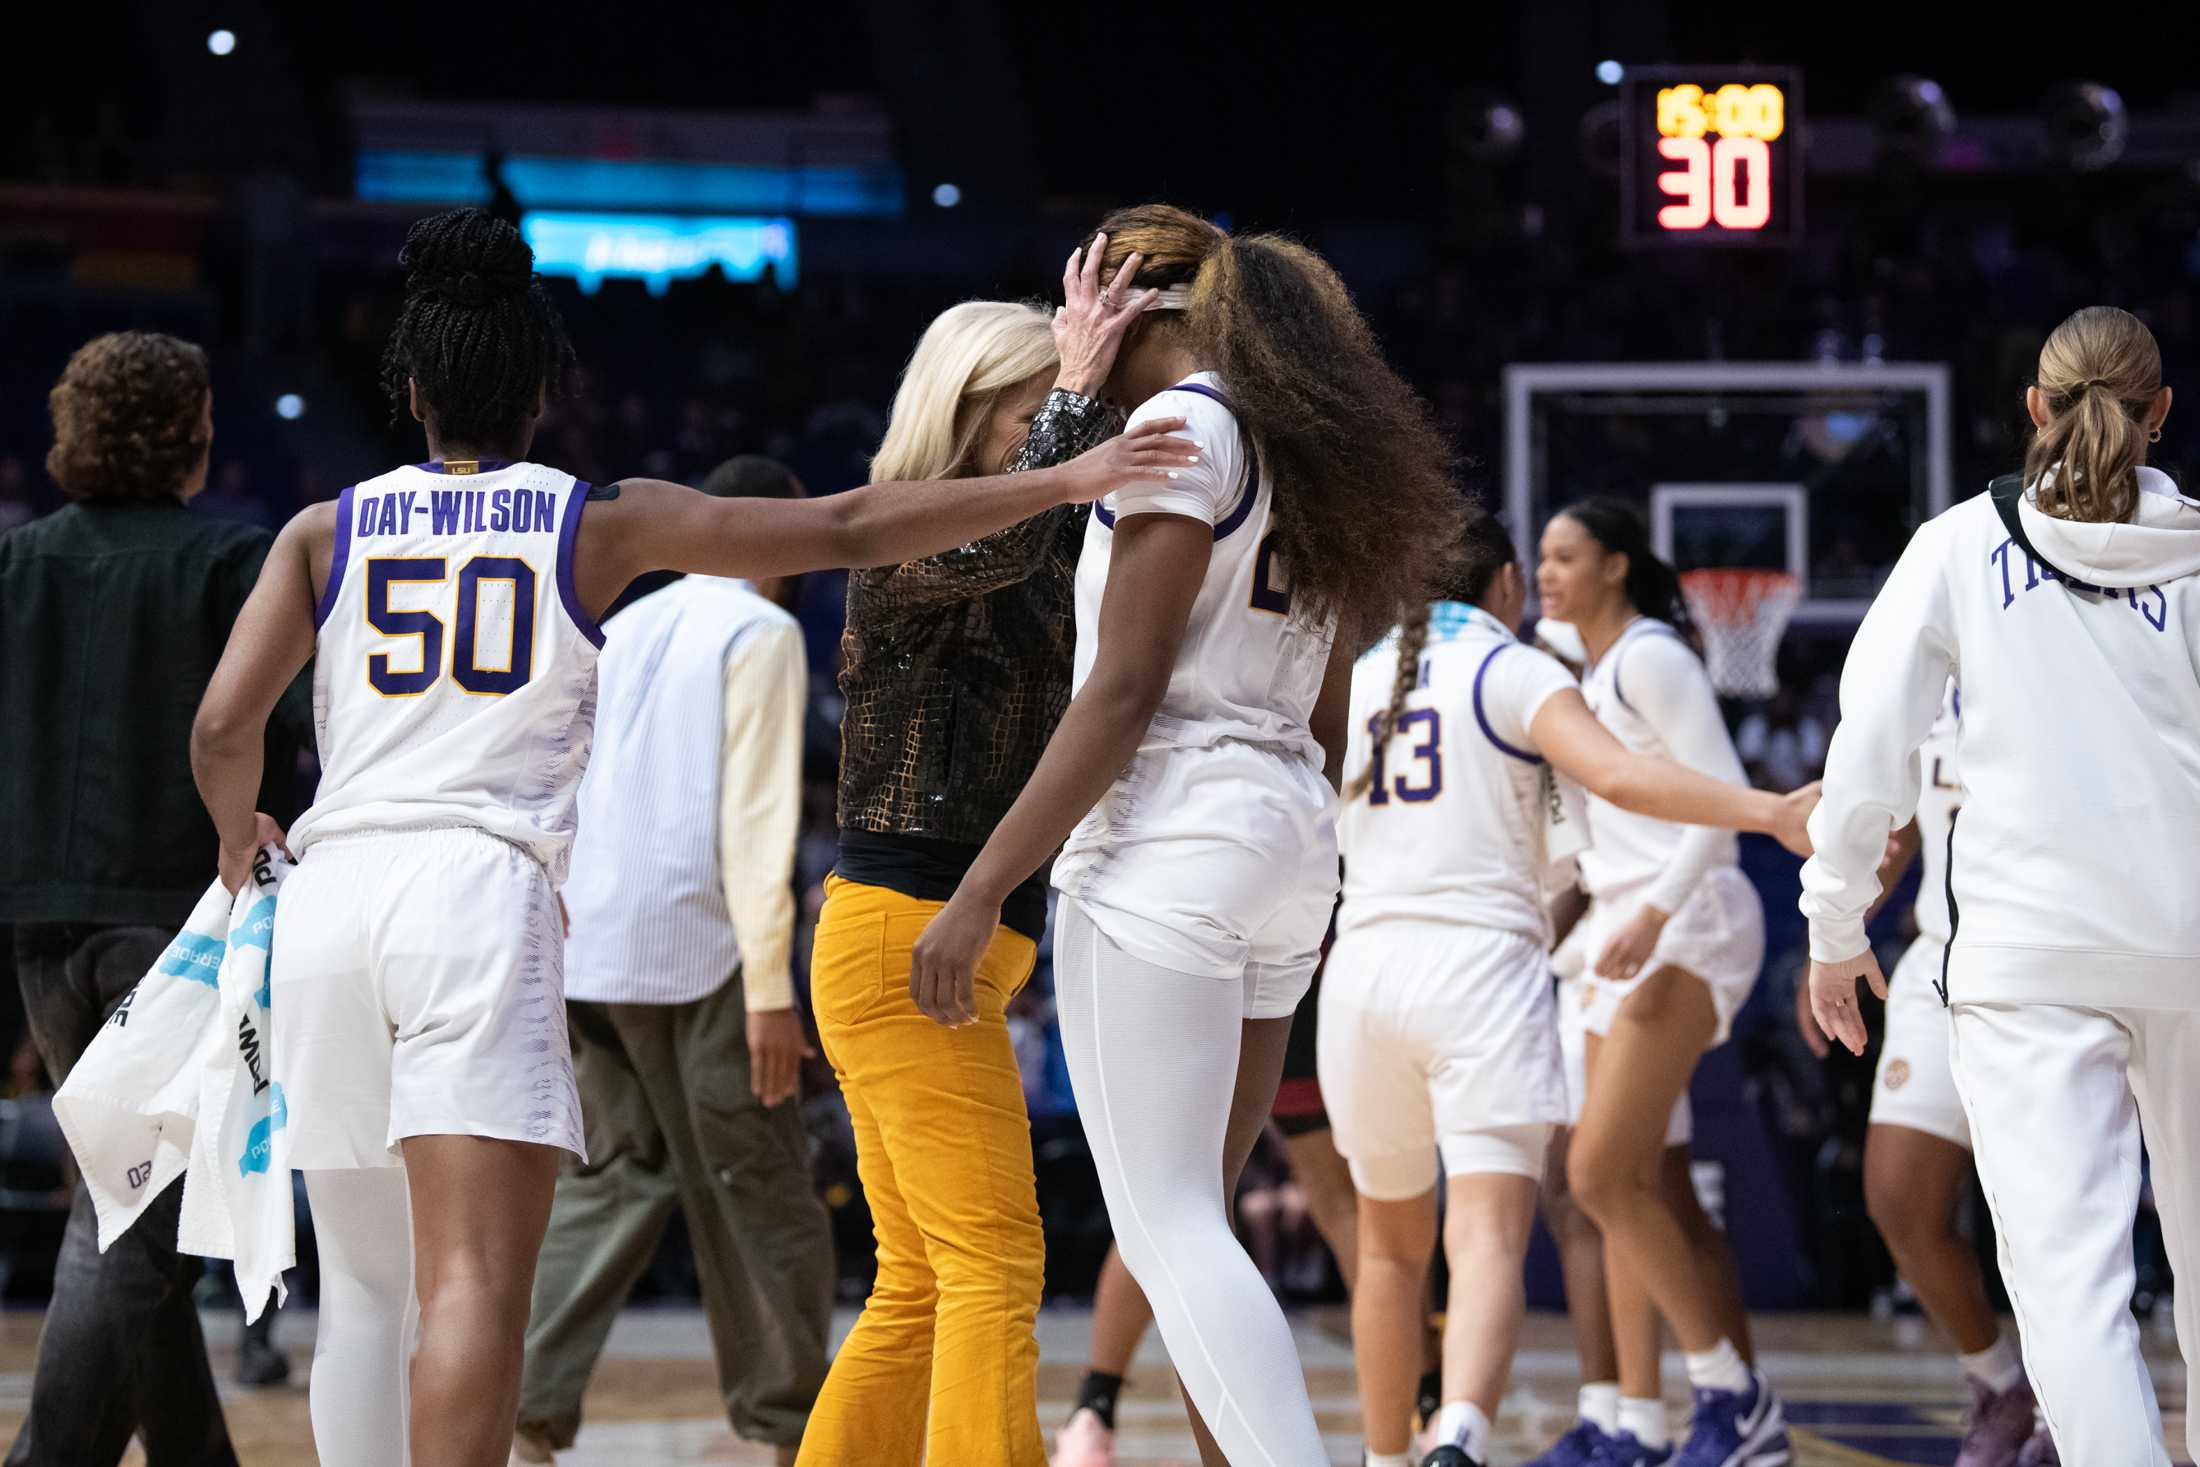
[833, 830, 1050, 941]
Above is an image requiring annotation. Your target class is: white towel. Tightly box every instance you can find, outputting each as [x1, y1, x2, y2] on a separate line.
[52, 848, 296, 1323]
[50, 884, 234, 1250]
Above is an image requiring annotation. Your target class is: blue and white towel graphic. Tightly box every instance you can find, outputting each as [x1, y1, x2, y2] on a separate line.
[52, 882, 237, 1249]
[53, 848, 298, 1323]
[179, 855, 296, 1321]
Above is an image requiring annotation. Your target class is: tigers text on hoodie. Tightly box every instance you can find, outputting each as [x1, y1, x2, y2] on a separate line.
[1802, 466, 2200, 1009]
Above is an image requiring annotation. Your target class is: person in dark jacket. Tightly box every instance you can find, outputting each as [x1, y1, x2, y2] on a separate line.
[0, 331, 308, 1467]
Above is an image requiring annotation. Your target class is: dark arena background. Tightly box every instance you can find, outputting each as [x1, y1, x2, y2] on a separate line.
[3, 1, 2196, 1462]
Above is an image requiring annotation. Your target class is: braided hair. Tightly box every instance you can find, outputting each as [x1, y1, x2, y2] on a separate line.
[379, 208, 575, 448]
[1346, 505, 1518, 801]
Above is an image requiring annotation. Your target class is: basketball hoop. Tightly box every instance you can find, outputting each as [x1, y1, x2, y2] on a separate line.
[1680, 569, 1800, 699]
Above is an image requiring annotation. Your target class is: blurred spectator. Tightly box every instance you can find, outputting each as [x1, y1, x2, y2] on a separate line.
[1738, 688, 1830, 791]
[0, 330, 308, 1465]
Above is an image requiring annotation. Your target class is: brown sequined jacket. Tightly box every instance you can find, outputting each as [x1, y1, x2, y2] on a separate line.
[835, 388, 1115, 847]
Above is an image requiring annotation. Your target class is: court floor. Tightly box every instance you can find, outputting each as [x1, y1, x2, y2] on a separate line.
[1, 1306, 2183, 1464]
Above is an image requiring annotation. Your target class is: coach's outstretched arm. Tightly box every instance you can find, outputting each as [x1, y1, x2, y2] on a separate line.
[572, 419, 1196, 604]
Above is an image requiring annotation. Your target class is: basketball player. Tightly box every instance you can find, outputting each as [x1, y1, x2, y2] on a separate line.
[1536, 499, 1789, 1466]
[910, 203, 1463, 1465]
[1527, 623, 1756, 1467]
[1324, 509, 1816, 1467]
[808, 253, 1155, 1467]
[1806, 306, 2196, 1465]
[1794, 681, 2041, 1465]
[184, 207, 1196, 1467]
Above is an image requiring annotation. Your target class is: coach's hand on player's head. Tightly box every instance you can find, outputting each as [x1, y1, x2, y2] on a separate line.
[1053, 233, 1158, 396]
[747, 1006, 815, 1108]
[909, 893, 997, 1028]
[1056, 418, 1201, 504]
[218, 812, 291, 895]
[1808, 951, 1887, 1058]
[1770, 780, 1821, 858]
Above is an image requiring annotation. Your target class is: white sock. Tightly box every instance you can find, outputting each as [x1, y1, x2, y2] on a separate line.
[1618, 1396, 1669, 1449]
[1957, 1332, 2026, 1396]
[1365, 1453, 1414, 1467]
[1433, 1400, 1492, 1460]
[1682, 1337, 1752, 1395]
[1579, 1381, 1621, 1434]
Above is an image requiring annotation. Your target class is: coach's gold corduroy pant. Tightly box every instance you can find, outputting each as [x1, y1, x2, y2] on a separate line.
[795, 877, 1046, 1467]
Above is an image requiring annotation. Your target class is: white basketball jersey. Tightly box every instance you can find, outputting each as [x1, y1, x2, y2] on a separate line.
[1072, 374, 1335, 762]
[289, 459, 603, 882]
[1913, 679, 1962, 947]
[1336, 603, 1579, 944]
[1575, 617, 1739, 897]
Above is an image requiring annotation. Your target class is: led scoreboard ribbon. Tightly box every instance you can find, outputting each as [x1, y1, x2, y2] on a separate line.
[1620, 67, 1802, 247]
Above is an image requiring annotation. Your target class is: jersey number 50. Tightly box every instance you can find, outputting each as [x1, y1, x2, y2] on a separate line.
[366, 556, 537, 697]
[1366, 708, 1443, 804]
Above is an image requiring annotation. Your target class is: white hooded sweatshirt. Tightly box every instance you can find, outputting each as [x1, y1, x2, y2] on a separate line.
[1802, 465, 2200, 1009]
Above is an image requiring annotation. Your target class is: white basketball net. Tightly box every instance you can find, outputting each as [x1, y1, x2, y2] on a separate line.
[1680, 569, 1800, 699]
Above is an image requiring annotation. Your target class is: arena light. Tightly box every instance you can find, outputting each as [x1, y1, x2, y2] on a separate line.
[1871, 75, 1955, 168]
[1596, 60, 1624, 86]
[206, 29, 237, 56]
[931, 182, 962, 208]
[275, 394, 305, 420]
[2044, 81, 2128, 171]
[519, 212, 798, 295]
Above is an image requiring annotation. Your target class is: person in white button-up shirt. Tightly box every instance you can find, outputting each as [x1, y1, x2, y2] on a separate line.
[515, 456, 832, 1467]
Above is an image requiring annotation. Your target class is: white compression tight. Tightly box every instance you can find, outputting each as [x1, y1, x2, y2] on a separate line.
[303, 1167, 417, 1467]
[1054, 897, 1326, 1466]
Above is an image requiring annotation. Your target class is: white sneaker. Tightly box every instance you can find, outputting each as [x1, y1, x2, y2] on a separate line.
[509, 1427, 556, 1465]
[1052, 1407, 1117, 1467]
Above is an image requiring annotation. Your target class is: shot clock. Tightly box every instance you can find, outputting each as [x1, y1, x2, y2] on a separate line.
[1620, 66, 1802, 247]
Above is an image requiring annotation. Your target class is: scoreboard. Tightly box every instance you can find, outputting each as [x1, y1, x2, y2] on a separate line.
[1620, 66, 1802, 248]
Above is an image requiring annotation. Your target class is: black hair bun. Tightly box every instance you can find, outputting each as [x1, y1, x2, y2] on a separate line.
[399, 207, 534, 308]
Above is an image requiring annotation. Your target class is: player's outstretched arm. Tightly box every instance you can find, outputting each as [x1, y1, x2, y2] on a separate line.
[574, 419, 1198, 607]
[907, 511, 1213, 1025]
[193, 504, 328, 890]
[1532, 687, 1818, 855]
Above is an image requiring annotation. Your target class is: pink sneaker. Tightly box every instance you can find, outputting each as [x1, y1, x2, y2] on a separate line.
[1052, 1408, 1116, 1467]
[1955, 1381, 2038, 1467]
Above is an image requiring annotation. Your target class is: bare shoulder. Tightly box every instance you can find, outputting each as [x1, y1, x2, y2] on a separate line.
[279, 499, 339, 554]
[572, 478, 702, 611]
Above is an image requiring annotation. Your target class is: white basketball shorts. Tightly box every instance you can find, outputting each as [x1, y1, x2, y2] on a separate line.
[1574, 867, 1766, 1049]
[1319, 921, 1565, 1198]
[1053, 740, 1338, 1020]
[273, 825, 583, 1169]
[1871, 937, 1969, 1150]
[1559, 965, 1692, 1147]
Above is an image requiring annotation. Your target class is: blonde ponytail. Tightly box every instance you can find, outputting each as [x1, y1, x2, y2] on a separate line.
[2025, 305, 2163, 524]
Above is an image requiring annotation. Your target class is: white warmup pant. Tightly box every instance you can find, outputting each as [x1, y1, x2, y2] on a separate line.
[1951, 1001, 2200, 1465]
[1054, 896, 1327, 1467]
